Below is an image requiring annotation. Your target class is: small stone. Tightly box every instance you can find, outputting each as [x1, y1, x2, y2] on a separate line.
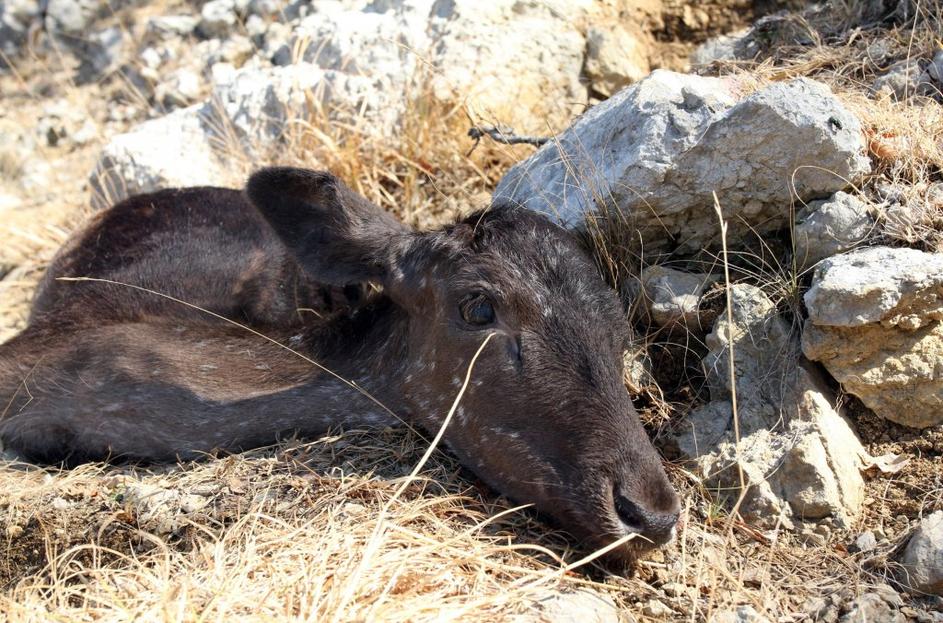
[917, 50, 943, 98]
[156, 68, 203, 109]
[641, 265, 718, 331]
[6, 524, 23, 538]
[245, 14, 266, 44]
[800, 529, 827, 548]
[210, 62, 237, 86]
[262, 21, 291, 61]
[661, 582, 687, 598]
[74, 26, 124, 82]
[690, 29, 754, 65]
[814, 523, 833, 537]
[710, 605, 770, 623]
[870, 60, 923, 100]
[536, 589, 626, 623]
[839, 593, 903, 623]
[248, 0, 280, 18]
[0, 0, 40, 61]
[44, 0, 97, 34]
[794, 191, 873, 267]
[139, 47, 164, 70]
[871, 584, 902, 608]
[217, 34, 254, 66]
[342, 502, 366, 516]
[925, 50, 943, 84]
[642, 599, 672, 617]
[146, 14, 198, 41]
[898, 511, 943, 595]
[199, 0, 238, 39]
[851, 531, 878, 554]
[803, 597, 829, 618]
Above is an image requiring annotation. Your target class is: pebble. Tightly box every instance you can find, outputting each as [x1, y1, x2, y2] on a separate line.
[642, 599, 673, 617]
[851, 531, 877, 554]
[661, 582, 687, 598]
[800, 528, 827, 548]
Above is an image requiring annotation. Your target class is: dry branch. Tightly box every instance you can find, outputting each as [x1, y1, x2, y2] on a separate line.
[466, 125, 551, 155]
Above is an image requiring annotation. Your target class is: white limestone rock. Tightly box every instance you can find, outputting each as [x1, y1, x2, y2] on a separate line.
[898, 511, 943, 596]
[793, 191, 874, 267]
[494, 72, 871, 254]
[677, 285, 867, 526]
[641, 265, 718, 331]
[583, 22, 651, 97]
[89, 105, 233, 209]
[803, 246, 943, 428]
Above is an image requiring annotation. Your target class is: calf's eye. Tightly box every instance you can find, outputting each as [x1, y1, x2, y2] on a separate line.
[460, 294, 496, 326]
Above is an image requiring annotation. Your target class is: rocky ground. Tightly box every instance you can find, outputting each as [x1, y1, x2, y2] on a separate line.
[1, 0, 942, 621]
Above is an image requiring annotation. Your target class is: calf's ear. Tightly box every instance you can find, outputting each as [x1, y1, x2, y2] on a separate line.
[246, 167, 412, 287]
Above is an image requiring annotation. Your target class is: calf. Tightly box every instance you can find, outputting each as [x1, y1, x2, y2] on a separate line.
[0, 167, 680, 565]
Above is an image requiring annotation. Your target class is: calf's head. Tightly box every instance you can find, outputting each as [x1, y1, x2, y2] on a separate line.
[248, 167, 680, 565]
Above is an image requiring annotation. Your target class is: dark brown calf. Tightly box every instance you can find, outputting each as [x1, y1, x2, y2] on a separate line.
[0, 167, 680, 565]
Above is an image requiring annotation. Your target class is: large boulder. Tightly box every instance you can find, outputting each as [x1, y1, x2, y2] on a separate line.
[494, 72, 871, 254]
[90, 0, 605, 205]
[677, 285, 867, 526]
[802, 246, 943, 428]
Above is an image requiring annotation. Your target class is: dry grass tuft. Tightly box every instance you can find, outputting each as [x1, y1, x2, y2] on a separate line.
[0, 434, 600, 622]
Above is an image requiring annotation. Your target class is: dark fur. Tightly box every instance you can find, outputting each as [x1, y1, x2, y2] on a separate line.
[0, 167, 680, 566]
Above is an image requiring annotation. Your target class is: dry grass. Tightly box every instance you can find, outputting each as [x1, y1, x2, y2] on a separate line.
[2, 0, 943, 621]
[0, 434, 908, 622]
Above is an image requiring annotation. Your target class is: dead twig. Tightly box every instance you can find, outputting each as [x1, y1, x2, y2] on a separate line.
[466, 125, 550, 156]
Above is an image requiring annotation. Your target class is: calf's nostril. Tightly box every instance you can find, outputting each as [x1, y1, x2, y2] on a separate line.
[614, 494, 646, 531]
[613, 493, 680, 545]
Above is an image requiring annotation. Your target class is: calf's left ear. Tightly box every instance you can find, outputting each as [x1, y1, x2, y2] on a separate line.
[246, 167, 413, 287]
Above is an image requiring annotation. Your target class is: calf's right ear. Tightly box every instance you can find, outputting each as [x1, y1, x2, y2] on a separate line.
[246, 167, 412, 287]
